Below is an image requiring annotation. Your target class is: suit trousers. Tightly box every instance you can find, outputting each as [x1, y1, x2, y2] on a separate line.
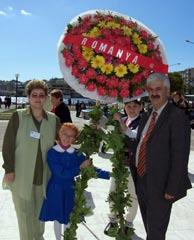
[136, 175, 172, 240]
[108, 168, 138, 223]
[12, 185, 45, 240]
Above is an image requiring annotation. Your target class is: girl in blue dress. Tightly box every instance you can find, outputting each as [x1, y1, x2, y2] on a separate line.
[39, 122, 109, 239]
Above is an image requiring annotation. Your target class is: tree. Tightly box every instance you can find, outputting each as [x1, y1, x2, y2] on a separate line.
[168, 72, 185, 93]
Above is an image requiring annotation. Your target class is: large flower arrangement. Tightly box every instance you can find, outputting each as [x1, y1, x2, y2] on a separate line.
[58, 10, 168, 102]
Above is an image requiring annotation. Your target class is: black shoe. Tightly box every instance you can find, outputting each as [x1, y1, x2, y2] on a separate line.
[104, 222, 118, 237]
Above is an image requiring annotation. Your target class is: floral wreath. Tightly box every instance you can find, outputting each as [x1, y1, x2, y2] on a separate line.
[58, 10, 168, 103]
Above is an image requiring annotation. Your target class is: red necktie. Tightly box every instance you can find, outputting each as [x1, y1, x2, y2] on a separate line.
[137, 111, 158, 177]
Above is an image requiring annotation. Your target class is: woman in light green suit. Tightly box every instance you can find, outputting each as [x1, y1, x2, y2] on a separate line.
[2, 80, 60, 240]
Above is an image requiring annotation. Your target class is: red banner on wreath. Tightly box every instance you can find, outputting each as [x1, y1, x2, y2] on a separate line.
[63, 34, 168, 74]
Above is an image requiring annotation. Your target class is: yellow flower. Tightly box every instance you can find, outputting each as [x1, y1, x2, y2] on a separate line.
[107, 21, 120, 29]
[121, 26, 132, 36]
[101, 63, 114, 75]
[128, 63, 140, 74]
[82, 47, 94, 62]
[114, 64, 128, 78]
[98, 20, 107, 28]
[82, 32, 90, 37]
[132, 33, 142, 45]
[91, 55, 105, 68]
[88, 26, 101, 38]
[138, 44, 148, 54]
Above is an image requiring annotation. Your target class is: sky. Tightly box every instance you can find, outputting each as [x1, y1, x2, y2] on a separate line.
[0, 0, 194, 82]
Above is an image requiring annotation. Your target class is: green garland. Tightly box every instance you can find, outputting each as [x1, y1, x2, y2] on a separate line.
[63, 105, 134, 239]
[105, 106, 134, 239]
[63, 106, 104, 239]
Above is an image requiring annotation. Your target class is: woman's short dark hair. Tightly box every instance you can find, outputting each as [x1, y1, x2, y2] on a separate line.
[25, 80, 48, 96]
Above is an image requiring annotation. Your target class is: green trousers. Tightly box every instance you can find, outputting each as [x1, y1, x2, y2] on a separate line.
[12, 185, 45, 240]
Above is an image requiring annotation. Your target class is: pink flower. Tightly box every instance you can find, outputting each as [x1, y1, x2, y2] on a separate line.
[140, 30, 149, 39]
[131, 74, 142, 84]
[119, 88, 129, 98]
[79, 74, 89, 84]
[65, 56, 74, 67]
[134, 88, 144, 96]
[86, 83, 96, 91]
[119, 80, 129, 89]
[97, 86, 107, 96]
[72, 66, 79, 77]
[78, 59, 88, 69]
[147, 42, 155, 51]
[96, 75, 107, 84]
[106, 76, 119, 88]
[86, 68, 97, 79]
[108, 89, 118, 97]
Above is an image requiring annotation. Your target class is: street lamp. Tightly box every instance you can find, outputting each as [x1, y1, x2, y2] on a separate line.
[15, 73, 19, 109]
[185, 39, 194, 44]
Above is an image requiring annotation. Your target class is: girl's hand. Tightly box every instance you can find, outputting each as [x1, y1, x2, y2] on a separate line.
[80, 159, 92, 169]
[113, 112, 121, 122]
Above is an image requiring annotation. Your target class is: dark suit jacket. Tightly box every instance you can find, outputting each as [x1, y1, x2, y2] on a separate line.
[135, 102, 191, 202]
[55, 102, 72, 123]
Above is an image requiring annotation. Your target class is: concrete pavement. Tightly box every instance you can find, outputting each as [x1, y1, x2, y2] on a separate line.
[0, 111, 194, 239]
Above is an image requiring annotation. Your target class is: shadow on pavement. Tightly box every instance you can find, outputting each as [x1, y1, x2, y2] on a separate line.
[188, 172, 194, 183]
[132, 233, 144, 240]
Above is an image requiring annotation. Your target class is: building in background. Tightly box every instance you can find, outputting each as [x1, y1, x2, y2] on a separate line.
[180, 68, 194, 94]
[0, 78, 83, 98]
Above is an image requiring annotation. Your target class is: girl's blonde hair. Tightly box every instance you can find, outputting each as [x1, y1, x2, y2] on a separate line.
[59, 123, 79, 138]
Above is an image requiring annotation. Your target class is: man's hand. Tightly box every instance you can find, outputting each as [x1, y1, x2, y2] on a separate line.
[164, 193, 174, 200]
[4, 172, 15, 183]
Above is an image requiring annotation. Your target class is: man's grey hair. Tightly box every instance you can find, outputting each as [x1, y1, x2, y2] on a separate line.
[146, 73, 170, 89]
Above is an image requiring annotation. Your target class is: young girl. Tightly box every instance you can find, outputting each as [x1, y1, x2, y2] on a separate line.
[39, 122, 109, 239]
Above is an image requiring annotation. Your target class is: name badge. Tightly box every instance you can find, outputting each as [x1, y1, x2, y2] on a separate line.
[30, 130, 40, 139]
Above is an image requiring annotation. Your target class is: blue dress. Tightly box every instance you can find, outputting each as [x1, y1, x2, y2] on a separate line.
[39, 145, 86, 224]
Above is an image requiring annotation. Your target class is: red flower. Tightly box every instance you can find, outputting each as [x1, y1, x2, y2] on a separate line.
[79, 74, 89, 84]
[96, 75, 107, 84]
[65, 56, 74, 67]
[106, 76, 119, 88]
[109, 89, 118, 97]
[140, 30, 149, 39]
[119, 80, 129, 89]
[86, 83, 96, 91]
[97, 86, 107, 96]
[119, 88, 129, 98]
[78, 59, 88, 69]
[86, 68, 97, 79]
[72, 66, 79, 77]
[134, 88, 144, 96]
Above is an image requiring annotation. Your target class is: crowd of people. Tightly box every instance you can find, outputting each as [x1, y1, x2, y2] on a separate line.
[1, 73, 192, 240]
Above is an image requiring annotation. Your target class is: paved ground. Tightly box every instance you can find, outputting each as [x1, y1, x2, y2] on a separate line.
[0, 111, 194, 239]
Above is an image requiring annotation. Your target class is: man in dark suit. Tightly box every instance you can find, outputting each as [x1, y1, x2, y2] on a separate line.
[133, 73, 191, 240]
